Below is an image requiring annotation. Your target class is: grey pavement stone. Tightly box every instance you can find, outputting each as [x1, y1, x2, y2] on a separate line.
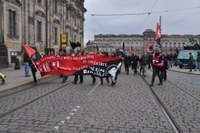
[145, 69, 200, 133]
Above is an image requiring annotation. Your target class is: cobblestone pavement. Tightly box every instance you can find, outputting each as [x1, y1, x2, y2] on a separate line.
[144, 70, 200, 133]
[0, 73, 174, 133]
[0, 65, 43, 92]
[0, 78, 62, 116]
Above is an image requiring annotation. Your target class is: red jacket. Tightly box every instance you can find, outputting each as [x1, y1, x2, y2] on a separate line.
[152, 54, 164, 68]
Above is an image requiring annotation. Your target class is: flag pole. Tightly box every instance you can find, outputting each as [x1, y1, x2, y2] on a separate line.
[30, 58, 39, 72]
[159, 16, 161, 28]
[159, 16, 162, 49]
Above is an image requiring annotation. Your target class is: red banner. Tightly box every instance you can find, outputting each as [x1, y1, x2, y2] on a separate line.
[35, 54, 122, 77]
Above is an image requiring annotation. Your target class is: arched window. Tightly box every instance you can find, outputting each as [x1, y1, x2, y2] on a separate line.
[37, 20, 42, 41]
[54, 0, 58, 14]
[54, 27, 58, 44]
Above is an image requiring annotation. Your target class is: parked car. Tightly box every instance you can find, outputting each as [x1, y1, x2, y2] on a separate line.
[176, 50, 200, 68]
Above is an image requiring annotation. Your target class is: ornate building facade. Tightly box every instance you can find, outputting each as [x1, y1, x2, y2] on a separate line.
[0, 0, 86, 68]
[91, 29, 200, 54]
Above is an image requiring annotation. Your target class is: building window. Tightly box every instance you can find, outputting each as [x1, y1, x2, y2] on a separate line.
[8, 9, 17, 37]
[37, 21, 42, 41]
[66, 9, 69, 21]
[54, 0, 58, 14]
[54, 27, 58, 44]
[37, 0, 42, 4]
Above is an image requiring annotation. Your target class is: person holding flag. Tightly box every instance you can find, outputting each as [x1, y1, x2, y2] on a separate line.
[23, 44, 38, 84]
[23, 44, 36, 78]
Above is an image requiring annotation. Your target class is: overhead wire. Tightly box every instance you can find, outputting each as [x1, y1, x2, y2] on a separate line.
[90, 6, 200, 17]
[164, 11, 200, 32]
[87, 4, 200, 35]
[139, 0, 158, 33]
[85, 11, 107, 35]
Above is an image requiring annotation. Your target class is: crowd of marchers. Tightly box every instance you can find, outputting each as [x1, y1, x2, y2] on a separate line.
[123, 48, 177, 86]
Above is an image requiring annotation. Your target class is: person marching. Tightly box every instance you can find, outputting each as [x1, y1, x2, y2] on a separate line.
[100, 51, 110, 85]
[139, 53, 148, 77]
[131, 53, 139, 75]
[30, 59, 37, 84]
[150, 48, 164, 86]
[161, 53, 168, 81]
[59, 50, 68, 83]
[72, 50, 84, 84]
[124, 52, 132, 75]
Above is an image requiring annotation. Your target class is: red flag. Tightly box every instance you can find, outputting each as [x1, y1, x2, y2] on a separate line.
[23, 44, 36, 58]
[155, 23, 161, 45]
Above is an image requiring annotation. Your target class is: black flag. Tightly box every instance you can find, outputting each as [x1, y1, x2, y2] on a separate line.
[122, 42, 125, 51]
[70, 41, 81, 49]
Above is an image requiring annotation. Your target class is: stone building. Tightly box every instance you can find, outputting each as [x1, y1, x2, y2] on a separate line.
[91, 29, 200, 55]
[86, 40, 115, 53]
[0, 0, 86, 68]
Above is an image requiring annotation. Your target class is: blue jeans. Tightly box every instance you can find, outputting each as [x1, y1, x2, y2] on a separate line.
[195, 61, 200, 71]
[24, 62, 29, 76]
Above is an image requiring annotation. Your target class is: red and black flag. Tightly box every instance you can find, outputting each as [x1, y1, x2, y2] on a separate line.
[155, 23, 161, 47]
[122, 41, 125, 51]
[35, 54, 122, 78]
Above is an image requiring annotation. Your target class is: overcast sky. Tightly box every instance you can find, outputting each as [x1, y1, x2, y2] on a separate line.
[84, 0, 200, 43]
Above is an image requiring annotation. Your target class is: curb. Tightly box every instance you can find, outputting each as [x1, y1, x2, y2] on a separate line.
[0, 76, 57, 98]
[168, 68, 200, 75]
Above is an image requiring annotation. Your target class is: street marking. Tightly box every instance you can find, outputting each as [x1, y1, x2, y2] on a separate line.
[69, 113, 74, 116]
[53, 105, 81, 131]
[53, 126, 59, 130]
[65, 116, 70, 120]
[87, 82, 100, 95]
[60, 121, 65, 124]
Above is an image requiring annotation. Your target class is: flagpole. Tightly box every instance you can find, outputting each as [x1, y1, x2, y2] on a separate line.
[30, 58, 39, 72]
[160, 16, 162, 49]
[159, 16, 161, 28]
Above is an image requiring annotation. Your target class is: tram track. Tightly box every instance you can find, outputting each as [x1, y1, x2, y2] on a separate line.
[0, 76, 58, 98]
[138, 73, 182, 133]
[167, 79, 200, 103]
[0, 78, 71, 119]
[139, 69, 200, 133]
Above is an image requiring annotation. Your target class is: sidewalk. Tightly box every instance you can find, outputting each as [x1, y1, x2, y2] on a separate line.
[169, 66, 200, 75]
[0, 65, 42, 93]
